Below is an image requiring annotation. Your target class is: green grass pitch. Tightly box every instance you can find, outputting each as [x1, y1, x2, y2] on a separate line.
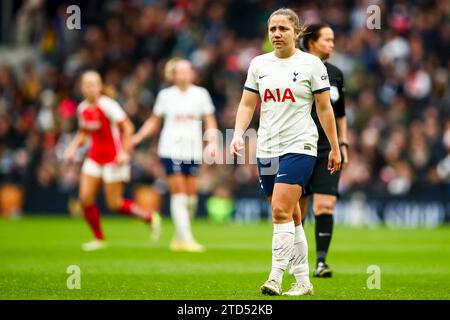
[0, 216, 449, 300]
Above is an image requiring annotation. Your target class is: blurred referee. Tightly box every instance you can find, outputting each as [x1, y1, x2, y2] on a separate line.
[300, 24, 349, 278]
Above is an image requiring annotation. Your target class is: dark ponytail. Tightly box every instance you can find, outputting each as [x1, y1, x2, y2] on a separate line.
[301, 23, 330, 51]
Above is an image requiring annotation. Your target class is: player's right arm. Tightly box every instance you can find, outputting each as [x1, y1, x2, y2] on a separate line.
[131, 113, 162, 147]
[64, 130, 88, 163]
[230, 90, 259, 156]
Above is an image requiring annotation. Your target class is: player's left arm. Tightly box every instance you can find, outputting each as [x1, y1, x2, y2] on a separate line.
[117, 118, 135, 164]
[118, 118, 135, 152]
[314, 90, 341, 174]
[337, 116, 348, 169]
[335, 71, 349, 169]
[203, 113, 219, 158]
[103, 97, 134, 164]
[201, 88, 219, 158]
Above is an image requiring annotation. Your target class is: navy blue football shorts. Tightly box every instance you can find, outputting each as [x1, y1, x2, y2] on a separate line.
[160, 158, 200, 176]
[256, 153, 316, 197]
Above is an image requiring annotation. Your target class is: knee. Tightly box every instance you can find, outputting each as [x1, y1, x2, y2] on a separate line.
[272, 204, 292, 223]
[313, 199, 336, 215]
[79, 193, 94, 207]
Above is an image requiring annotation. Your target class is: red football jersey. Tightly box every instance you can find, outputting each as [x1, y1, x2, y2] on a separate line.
[78, 95, 127, 164]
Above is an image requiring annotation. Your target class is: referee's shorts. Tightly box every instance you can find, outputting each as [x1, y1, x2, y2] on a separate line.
[303, 155, 341, 197]
[257, 153, 316, 197]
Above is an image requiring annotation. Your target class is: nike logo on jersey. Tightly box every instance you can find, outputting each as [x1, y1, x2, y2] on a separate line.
[259, 74, 269, 79]
[276, 173, 287, 178]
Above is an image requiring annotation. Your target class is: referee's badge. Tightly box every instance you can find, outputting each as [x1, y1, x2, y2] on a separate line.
[330, 86, 340, 103]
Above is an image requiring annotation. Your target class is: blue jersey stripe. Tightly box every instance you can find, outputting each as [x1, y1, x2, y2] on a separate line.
[312, 87, 330, 94]
[244, 86, 259, 94]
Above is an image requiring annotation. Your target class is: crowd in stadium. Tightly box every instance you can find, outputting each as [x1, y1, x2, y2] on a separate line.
[0, 0, 449, 212]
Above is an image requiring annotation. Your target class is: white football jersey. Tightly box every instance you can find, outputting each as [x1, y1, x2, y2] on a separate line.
[244, 49, 330, 158]
[153, 85, 215, 161]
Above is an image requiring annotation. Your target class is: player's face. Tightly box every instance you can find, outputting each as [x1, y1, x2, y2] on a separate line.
[173, 60, 194, 86]
[268, 15, 299, 53]
[81, 72, 102, 101]
[312, 27, 334, 60]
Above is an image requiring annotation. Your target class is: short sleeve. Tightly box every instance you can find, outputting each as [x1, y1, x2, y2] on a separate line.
[201, 88, 215, 115]
[311, 58, 330, 94]
[243, 59, 259, 94]
[334, 71, 346, 118]
[153, 91, 165, 116]
[77, 103, 87, 130]
[101, 97, 127, 123]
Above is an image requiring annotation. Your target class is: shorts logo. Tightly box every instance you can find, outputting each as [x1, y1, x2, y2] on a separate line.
[276, 173, 287, 178]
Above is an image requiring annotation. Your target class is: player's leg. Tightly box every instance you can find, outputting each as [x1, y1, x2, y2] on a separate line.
[164, 158, 204, 252]
[289, 196, 310, 279]
[306, 155, 338, 277]
[261, 182, 299, 295]
[167, 173, 201, 250]
[299, 196, 309, 223]
[284, 199, 314, 296]
[80, 173, 103, 238]
[186, 175, 198, 218]
[269, 153, 315, 296]
[182, 172, 205, 251]
[256, 157, 284, 295]
[79, 159, 105, 251]
[102, 163, 156, 223]
[103, 181, 152, 222]
[312, 193, 336, 277]
[102, 162, 161, 241]
[163, 158, 190, 244]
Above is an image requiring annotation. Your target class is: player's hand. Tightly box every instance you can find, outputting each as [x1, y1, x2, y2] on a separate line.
[116, 150, 131, 164]
[63, 147, 76, 163]
[205, 141, 217, 159]
[130, 134, 142, 149]
[230, 134, 244, 157]
[328, 148, 341, 175]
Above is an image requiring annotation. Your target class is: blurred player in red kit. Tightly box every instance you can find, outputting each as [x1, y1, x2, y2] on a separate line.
[64, 70, 161, 251]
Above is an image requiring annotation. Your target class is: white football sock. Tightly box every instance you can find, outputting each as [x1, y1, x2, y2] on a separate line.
[187, 195, 198, 218]
[268, 221, 295, 284]
[171, 193, 194, 242]
[290, 224, 310, 284]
